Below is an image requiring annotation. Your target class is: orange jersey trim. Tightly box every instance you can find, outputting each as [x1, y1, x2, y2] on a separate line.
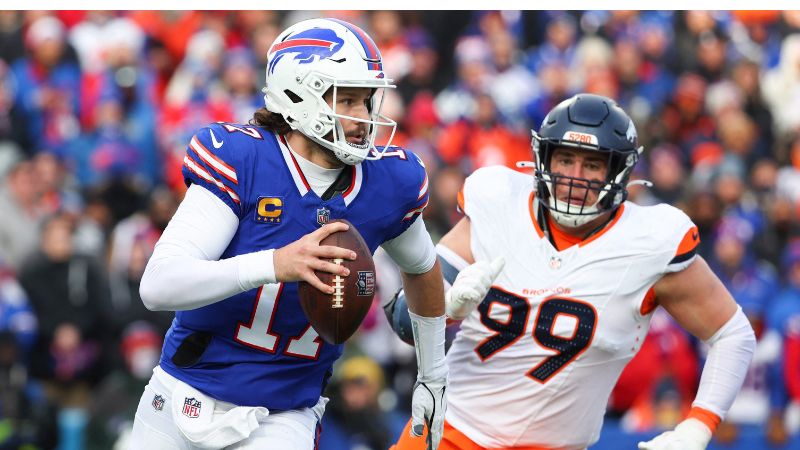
[640, 286, 657, 315]
[687, 406, 721, 434]
[547, 215, 582, 250]
[543, 204, 626, 251]
[675, 226, 700, 258]
[391, 419, 566, 450]
[579, 203, 625, 247]
[457, 187, 465, 212]
[527, 192, 545, 238]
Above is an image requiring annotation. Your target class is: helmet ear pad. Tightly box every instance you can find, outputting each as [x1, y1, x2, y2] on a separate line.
[532, 94, 641, 226]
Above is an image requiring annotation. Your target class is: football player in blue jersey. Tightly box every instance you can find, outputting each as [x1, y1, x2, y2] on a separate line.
[129, 18, 447, 450]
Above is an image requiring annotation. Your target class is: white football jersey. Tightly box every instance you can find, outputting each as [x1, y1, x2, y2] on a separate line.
[446, 166, 698, 450]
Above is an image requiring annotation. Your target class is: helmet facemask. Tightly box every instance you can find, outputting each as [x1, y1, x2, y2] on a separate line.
[532, 131, 639, 228]
[324, 79, 397, 165]
[264, 72, 397, 166]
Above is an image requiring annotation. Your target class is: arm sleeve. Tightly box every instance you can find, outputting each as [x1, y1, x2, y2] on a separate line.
[384, 244, 469, 345]
[381, 217, 437, 274]
[138, 183, 276, 311]
[692, 306, 757, 419]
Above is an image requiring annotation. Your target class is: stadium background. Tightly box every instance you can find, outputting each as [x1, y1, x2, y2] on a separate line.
[0, 9, 799, 450]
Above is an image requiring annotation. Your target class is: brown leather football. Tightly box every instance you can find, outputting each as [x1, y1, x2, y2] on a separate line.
[298, 219, 376, 345]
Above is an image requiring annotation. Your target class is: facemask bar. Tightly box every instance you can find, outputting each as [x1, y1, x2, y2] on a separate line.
[544, 172, 613, 216]
[531, 131, 640, 220]
[328, 80, 397, 161]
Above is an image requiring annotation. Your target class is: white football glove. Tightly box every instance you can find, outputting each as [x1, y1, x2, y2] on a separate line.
[638, 418, 712, 450]
[410, 377, 446, 450]
[445, 257, 505, 320]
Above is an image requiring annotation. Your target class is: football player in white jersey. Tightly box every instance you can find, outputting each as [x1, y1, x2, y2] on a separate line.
[389, 94, 756, 450]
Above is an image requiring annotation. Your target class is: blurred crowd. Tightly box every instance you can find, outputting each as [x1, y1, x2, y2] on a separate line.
[0, 9, 800, 450]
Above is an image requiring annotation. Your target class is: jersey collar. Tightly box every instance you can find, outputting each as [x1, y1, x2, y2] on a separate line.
[276, 133, 363, 205]
[528, 192, 626, 250]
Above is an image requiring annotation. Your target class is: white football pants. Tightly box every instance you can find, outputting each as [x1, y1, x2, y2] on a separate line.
[129, 366, 325, 450]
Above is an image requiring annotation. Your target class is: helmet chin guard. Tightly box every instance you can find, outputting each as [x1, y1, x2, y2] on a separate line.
[263, 18, 397, 165]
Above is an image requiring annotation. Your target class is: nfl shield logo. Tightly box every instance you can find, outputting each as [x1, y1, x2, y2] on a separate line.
[357, 271, 375, 296]
[182, 397, 201, 418]
[151, 394, 164, 411]
[316, 207, 330, 226]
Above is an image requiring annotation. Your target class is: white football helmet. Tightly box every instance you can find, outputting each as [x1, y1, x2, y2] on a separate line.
[263, 18, 397, 165]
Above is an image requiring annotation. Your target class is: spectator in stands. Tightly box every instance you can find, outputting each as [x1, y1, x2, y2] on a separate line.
[11, 15, 81, 154]
[319, 356, 407, 450]
[86, 321, 162, 450]
[0, 257, 37, 357]
[436, 92, 530, 172]
[709, 214, 779, 328]
[220, 47, 261, 124]
[0, 158, 45, 270]
[435, 36, 491, 124]
[18, 213, 109, 407]
[762, 34, 800, 138]
[0, 330, 59, 449]
[107, 187, 177, 337]
[396, 28, 441, 106]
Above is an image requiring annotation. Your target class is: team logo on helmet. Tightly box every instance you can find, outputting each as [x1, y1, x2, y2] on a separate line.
[268, 28, 344, 74]
[626, 119, 637, 144]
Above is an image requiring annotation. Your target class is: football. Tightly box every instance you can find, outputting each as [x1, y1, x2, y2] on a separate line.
[298, 219, 376, 345]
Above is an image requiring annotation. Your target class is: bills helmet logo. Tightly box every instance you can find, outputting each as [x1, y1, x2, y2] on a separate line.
[268, 28, 344, 74]
[182, 397, 202, 418]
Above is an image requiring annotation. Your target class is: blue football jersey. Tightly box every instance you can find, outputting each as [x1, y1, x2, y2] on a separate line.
[159, 122, 430, 410]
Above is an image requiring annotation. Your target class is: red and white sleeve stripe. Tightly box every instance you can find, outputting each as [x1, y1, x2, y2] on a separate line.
[189, 136, 238, 185]
[183, 156, 240, 204]
[418, 173, 429, 201]
[402, 198, 429, 221]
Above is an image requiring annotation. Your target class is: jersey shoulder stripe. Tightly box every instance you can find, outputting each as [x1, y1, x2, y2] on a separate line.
[182, 155, 241, 204]
[189, 134, 238, 184]
[624, 202, 699, 273]
[371, 146, 431, 224]
[182, 123, 271, 217]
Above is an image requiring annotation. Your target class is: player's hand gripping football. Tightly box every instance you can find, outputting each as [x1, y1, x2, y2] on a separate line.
[445, 257, 505, 320]
[274, 222, 356, 294]
[411, 375, 447, 450]
[637, 418, 712, 450]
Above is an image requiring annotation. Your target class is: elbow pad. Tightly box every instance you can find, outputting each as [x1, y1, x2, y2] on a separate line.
[384, 289, 415, 346]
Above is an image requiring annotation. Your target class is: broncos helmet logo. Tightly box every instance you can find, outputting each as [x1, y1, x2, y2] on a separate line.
[268, 28, 345, 74]
[625, 119, 637, 144]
